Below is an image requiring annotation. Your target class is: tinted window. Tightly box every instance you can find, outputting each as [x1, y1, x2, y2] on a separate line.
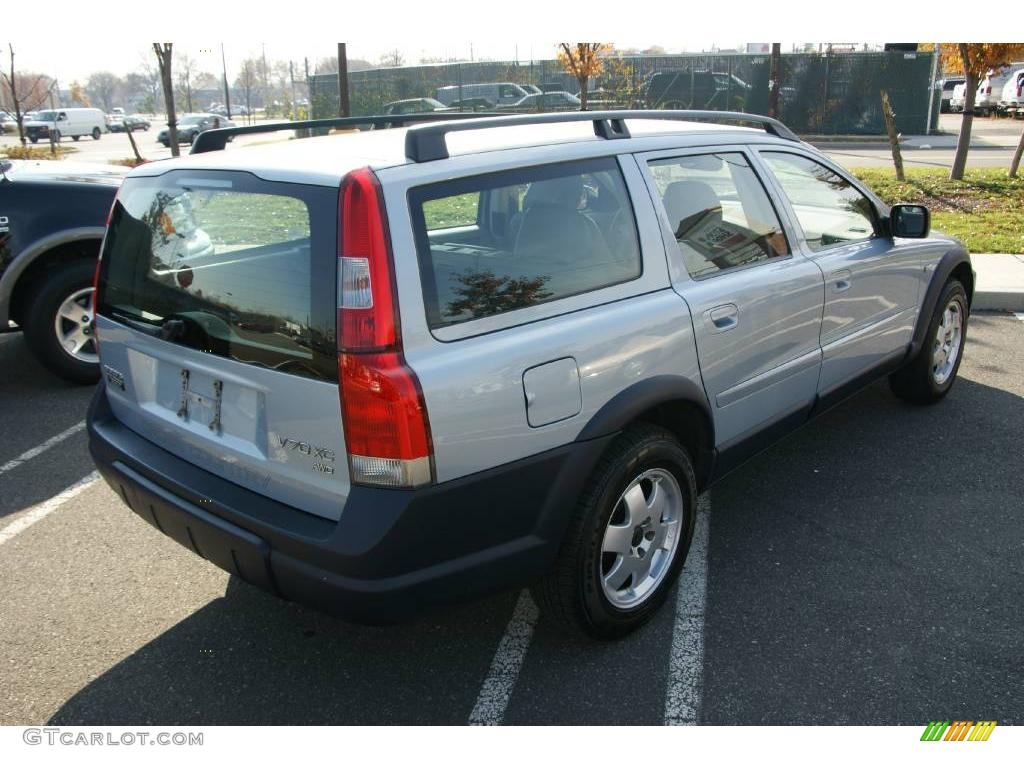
[762, 152, 877, 252]
[410, 158, 642, 329]
[97, 171, 338, 381]
[647, 152, 789, 279]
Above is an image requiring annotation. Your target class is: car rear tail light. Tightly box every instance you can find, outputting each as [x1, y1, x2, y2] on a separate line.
[337, 167, 433, 488]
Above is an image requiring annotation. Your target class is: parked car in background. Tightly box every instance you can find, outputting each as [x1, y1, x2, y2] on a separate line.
[975, 67, 1019, 115]
[447, 97, 496, 112]
[86, 110, 973, 638]
[107, 114, 126, 132]
[24, 108, 108, 143]
[998, 68, 1024, 116]
[158, 114, 236, 146]
[124, 114, 151, 132]
[0, 111, 16, 134]
[645, 71, 751, 111]
[512, 91, 582, 111]
[939, 77, 966, 113]
[949, 82, 967, 113]
[0, 158, 124, 382]
[382, 98, 452, 115]
[436, 83, 529, 108]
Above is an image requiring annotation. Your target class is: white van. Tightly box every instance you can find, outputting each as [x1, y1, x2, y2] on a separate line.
[435, 82, 528, 108]
[24, 108, 108, 143]
[998, 68, 1024, 115]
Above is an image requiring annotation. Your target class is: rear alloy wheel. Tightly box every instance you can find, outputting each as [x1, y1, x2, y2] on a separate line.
[532, 424, 697, 639]
[890, 279, 968, 403]
[23, 260, 101, 384]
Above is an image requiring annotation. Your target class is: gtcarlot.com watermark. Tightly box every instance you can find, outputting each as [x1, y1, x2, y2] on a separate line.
[23, 728, 203, 747]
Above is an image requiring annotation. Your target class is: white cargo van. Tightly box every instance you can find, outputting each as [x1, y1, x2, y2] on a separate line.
[25, 108, 108, 143]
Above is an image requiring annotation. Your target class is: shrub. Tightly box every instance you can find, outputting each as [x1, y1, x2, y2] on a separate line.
[0, 144, 68, 160]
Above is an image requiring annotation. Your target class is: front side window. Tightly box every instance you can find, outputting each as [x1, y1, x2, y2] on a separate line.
[761, 152, 878, 252]
[410, 158, 642, 329]
[647, 152, 790, 279]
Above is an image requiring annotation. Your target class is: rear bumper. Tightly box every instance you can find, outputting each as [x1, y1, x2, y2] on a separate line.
[87, 382, 609, 621]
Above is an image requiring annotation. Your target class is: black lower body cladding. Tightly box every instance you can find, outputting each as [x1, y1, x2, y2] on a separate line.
[87, 383, 611, 621]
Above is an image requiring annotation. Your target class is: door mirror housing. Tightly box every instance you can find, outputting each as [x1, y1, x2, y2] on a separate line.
[889, 204, 930, 238]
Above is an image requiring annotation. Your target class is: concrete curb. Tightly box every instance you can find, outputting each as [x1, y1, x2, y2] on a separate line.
[970, 254, 1024, 311]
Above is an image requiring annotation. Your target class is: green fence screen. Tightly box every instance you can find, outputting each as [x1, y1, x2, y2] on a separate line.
[309, 51, 940, 136]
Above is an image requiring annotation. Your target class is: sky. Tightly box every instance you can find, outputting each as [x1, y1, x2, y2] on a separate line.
[4, 0, 986, 85]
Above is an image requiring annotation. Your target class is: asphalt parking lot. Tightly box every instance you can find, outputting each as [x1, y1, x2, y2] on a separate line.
[0, 311, 1022, 725]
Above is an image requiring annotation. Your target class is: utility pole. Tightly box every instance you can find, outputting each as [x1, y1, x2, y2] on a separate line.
[767, 43, 781, 118]
[221, 44, 232, 119]
[338, 43, 350, 117]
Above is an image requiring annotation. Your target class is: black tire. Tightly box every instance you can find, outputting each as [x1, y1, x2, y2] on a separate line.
[531, 423, 697, 639]
[72, 135, 80, 141]
[22, 260, 100, 385]
[29, 136, 38, 144]
[92, 127, 101, 140]
[160, 139, 169, 147]
[889, 279, 968, 404]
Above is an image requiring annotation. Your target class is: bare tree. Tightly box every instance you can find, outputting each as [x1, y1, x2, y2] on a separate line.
[175, 52, 196, 113]
[1, 44, 54, 145]
[378, 49, 405, 68]
[86, 71, 121, 113]
[153, 43, 179, 156]
[1010, 126, 1024, 178]
[879, 89, 905, 181]
[236, 58, 258, 124]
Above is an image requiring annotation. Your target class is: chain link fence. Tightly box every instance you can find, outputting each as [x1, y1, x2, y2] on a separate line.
[309, 50, 940, 135]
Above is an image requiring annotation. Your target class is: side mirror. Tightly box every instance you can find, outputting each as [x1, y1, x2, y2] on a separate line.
[889, 204, 930, 239]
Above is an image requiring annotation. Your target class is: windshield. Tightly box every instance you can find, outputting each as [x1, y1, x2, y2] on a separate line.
[34, 110, 57, 121]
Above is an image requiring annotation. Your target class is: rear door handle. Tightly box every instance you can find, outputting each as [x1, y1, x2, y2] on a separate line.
[829, 269, 852, 293]
[707, 303, 738, 332]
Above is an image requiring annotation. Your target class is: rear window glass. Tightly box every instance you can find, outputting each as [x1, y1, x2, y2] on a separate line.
[97, 170, 338, 382]
[409, 157, 642, 329]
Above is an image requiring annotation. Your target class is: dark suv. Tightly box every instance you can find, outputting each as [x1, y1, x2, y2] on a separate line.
[0, 158, 123, 382]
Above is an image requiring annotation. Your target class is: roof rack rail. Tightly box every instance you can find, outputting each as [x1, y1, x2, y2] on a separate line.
[404, 110, 801, 163]
[189, 112, 505, 155]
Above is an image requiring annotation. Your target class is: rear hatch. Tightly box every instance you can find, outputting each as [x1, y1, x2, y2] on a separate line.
[96, 169, 347, 520]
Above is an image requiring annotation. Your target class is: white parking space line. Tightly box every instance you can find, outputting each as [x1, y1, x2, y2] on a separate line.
[0, 421, 86, 477]
[0, 472, 99, 547]
[664, 493, 711, 726]
[468, 589, 539, 725]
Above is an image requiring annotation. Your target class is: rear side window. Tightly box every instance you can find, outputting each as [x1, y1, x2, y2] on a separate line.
[410, 157, 642, 329]
[97, 170, 338, 381]
[647, 152, 790, 279]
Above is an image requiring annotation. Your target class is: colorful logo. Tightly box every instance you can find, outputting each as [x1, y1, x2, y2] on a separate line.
[920, 721, 997, 741]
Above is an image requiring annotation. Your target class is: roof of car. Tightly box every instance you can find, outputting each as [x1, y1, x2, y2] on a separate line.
[127, 117, 779, 187]
[4, 159, 125, 186]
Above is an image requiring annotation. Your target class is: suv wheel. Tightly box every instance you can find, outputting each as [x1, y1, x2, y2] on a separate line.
[22, 260, 100, 384]
[92, 127, 101, 140]
[890, 279, 968, 403]
[532, 424, 697, 639]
